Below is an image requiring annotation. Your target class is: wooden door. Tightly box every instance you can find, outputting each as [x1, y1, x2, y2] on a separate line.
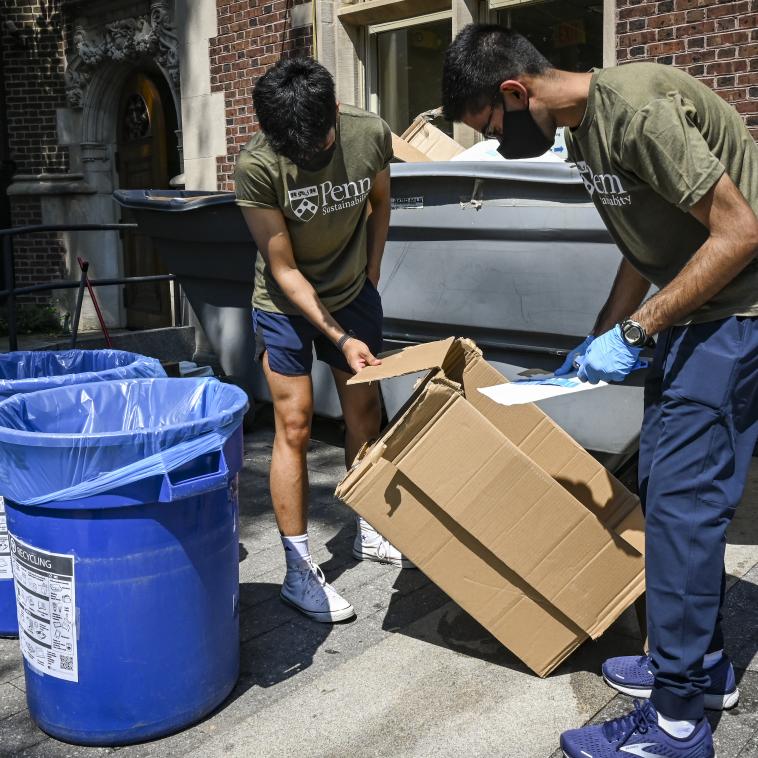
[117, 72, 172, 329]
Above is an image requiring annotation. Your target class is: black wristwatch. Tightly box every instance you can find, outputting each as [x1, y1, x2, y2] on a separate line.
[619, 318, 650, 348]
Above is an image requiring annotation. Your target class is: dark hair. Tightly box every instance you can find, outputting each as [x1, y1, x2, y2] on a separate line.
[442, 24, 552, 122]
[253, 57, 337, 165]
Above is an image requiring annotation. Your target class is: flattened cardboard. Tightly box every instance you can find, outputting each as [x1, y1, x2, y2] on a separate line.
[337, 338, 645, 677]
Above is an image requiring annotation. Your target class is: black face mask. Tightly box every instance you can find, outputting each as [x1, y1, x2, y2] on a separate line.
[298, 141, 337, 172]
[496, 104, 553, 160]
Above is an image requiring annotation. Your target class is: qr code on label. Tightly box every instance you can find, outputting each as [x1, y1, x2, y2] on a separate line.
[59, 656, 73, 671]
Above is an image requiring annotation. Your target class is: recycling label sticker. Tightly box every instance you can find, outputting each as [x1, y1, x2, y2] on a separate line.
[391, 196, 424, 210]
[0, 498, 11, 580]
[9, 533, 78, 682]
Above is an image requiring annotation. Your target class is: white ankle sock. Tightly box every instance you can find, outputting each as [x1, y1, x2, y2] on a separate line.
[704, 649, 724, 669]
[657, 711, 697, 738]
[357, 516, 377, 535]
[282, 533, 310, 569]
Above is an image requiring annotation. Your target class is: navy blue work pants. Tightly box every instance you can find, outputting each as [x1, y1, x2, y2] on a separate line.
[638, 316, 758, 720]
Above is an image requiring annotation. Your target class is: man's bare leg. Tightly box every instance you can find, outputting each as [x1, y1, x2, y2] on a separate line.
[263, 352, 313, 536]
[332, 367, 414, 568]
[331, 366, 381, 469]
[264, 353, 355, 621]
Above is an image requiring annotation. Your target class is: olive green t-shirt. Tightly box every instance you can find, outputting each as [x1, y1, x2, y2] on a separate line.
[565, 62, 758, 324]
[234, 105, 393, 314]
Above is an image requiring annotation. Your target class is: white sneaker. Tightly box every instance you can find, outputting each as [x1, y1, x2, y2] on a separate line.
[353, 523, 415, 569]
[280, 560, 356, 623]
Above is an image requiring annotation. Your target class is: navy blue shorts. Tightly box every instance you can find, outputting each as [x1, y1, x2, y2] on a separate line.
[253, 280, 383, 376]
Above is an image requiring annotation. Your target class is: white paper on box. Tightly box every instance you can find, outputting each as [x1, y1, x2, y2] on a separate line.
[479, 376, 608, 406]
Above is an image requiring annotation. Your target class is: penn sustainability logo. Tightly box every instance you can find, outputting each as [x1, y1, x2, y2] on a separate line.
[576, 161, 632, 207]
[288, 186, 320, 222]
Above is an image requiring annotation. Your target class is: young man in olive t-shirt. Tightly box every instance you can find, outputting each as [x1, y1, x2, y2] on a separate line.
[443, 24, 758, 758]
[235, 58, 412, 625]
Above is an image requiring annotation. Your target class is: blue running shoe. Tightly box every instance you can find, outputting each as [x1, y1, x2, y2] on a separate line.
[561, 700, 715, 758]
[602, 654, 739, 710]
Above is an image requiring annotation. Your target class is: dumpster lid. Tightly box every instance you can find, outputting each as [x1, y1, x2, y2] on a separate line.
[113, 189, 236, 211]
[388, 160, 583, 185]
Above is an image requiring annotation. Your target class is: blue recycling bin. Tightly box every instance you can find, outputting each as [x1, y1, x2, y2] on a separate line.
[0, 377, 248, 745]
[0, 350, 165, 639]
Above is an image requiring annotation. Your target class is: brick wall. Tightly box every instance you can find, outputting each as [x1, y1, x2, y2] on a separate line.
[2, 2, 68, 175]
[1, 1, 68, 301]
[7, 197, 66, 289]
[616, 0, 758, 140]
[210, 0, 313, 190]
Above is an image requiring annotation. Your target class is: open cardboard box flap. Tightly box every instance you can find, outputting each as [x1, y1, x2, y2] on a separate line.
[391, 107, 465, 163]
[338, 338, 645, 676]
[391, 133, 432, 163]
[347, 336, 459, 385]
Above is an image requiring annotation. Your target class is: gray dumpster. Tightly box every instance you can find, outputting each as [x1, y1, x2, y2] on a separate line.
[114, 159, 647, 470]
[112, 191, 258, 403]
[380, 160, 648, 470]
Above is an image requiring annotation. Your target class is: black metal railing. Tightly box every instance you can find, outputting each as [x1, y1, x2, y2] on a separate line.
[0, 223, 176, 351]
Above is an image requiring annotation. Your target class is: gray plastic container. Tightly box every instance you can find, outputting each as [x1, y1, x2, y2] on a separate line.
[114, 160, 647, 470]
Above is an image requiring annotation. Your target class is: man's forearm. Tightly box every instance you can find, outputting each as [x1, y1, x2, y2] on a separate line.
[593, 258, 651, 335]
[632, 172, 758, 335]
[275, 267, 347, 344]
[632, 234, 757, 335]
[365, 198, 390, 282]
[242, 206, 351, 344]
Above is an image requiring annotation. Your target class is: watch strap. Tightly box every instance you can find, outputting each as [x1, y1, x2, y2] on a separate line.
[337, 331, 355, 351]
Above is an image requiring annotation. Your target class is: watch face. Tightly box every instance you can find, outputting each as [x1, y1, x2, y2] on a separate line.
[623, 324, 643, 345]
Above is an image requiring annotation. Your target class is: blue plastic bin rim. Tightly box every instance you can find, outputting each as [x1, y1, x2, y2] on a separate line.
[0, 377, 249, 448]
[0, 349, 163, 399]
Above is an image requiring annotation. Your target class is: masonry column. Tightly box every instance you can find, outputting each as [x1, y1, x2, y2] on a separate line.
[173, 0, 227, 362]
[175, 0, 227, 190]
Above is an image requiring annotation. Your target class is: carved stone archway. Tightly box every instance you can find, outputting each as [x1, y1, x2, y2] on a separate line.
[38, 0, 183, 331]
[66, 0, 183, 185]
[65, 0, 180, 119]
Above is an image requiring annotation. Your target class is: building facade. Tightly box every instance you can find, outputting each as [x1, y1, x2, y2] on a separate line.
[1, 0, 756, 330]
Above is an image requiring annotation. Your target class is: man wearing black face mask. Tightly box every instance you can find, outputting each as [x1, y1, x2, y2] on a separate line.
[442, 23, 758, 758]
[235, 57, 413, 626]
[443, 26, 556, 161]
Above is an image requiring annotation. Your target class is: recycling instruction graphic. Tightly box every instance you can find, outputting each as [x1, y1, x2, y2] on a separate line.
[10, 533, 78, 682]
[0, 498, 10, 580]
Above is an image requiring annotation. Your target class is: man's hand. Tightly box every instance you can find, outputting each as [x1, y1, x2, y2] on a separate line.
[576, 325, 641, 384]
[342, 337, 382, 374]
[555, 335, 594, 376]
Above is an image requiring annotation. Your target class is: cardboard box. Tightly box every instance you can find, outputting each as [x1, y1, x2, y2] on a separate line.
[391, 132, 432, 163]
[397, 109, 465, 162]
[336, 338, 645, 677]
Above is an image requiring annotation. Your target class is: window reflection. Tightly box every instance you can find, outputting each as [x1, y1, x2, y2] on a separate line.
[375, 19, 453, 136]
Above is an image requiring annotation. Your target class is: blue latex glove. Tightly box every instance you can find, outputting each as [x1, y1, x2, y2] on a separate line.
[555, 335, 595, 376]
[577, 325, 642, 384]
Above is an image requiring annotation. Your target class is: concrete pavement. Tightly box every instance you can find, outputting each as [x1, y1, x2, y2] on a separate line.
[1, 408, 757, 758]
